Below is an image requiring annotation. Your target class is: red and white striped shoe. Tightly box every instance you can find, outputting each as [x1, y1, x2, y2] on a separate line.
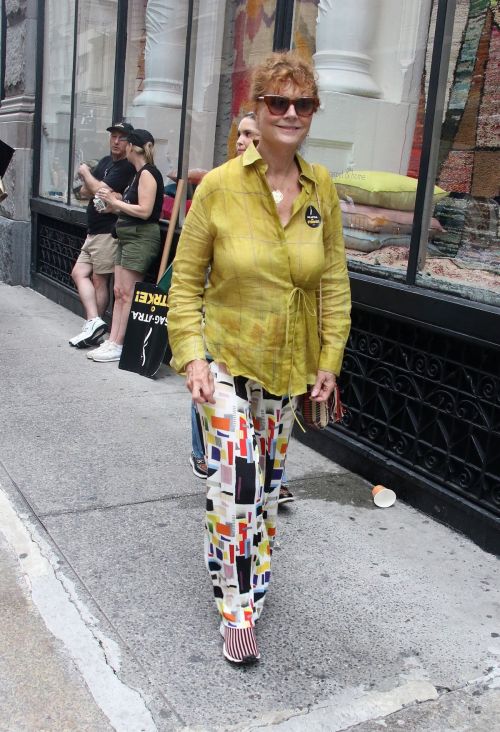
[221, 625, 260, 664]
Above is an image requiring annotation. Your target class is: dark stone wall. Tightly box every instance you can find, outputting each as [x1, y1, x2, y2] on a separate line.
[0, 0, 37, 284]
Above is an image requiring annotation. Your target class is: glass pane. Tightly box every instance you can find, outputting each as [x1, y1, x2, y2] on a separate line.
[122, 1, 276, 220]
[39, 0, 76, 200]
[123, 0, 189, 181]
[416, 0, 500, 307]
[70, 0, 118, 207]
[187, 0, 228, 174]
[292, 0, 436, 283]
[213, 0, 277, 167]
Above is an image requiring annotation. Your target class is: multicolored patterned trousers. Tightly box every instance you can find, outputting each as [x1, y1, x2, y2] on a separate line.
[197, 362, 295, 629]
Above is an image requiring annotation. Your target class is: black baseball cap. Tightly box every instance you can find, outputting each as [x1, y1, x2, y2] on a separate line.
[127, 129, 155, 147]
[106, 121, 134, 134]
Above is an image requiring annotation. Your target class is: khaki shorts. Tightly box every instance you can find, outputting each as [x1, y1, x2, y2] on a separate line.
[115, 224, 161, 274]
[76, 233, 117, 274]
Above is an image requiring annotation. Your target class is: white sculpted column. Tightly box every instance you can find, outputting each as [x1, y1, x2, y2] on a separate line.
[306, 0, 433, 175]
[133, 0, 188, 108]
[314, 0, 380, 98]
[189, 0, 226, 170]
[129, 0, 189, 177]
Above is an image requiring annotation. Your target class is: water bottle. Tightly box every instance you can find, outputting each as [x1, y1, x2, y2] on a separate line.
[93, 196, 106, 212]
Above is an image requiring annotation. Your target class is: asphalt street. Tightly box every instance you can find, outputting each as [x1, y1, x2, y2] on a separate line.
[0, 282, 499, 732]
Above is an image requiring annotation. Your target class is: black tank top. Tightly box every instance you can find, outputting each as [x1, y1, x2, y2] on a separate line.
[118, 164, 164, 226]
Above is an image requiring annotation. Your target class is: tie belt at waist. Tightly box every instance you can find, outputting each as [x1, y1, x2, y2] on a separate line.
[285, 287, 317, 347]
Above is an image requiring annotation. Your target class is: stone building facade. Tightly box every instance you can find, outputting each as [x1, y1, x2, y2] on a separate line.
[0, 0, 37, 284]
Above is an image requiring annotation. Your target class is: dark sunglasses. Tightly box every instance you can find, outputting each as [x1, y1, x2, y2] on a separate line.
[257, 94, 318, 117]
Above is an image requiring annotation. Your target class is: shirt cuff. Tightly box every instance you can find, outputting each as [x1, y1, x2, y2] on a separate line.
[318, 347, 345, 377]
[169, 336, 207, 374]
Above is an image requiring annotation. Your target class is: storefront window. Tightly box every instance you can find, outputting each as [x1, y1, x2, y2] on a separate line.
[123, 1, 229, 180]
[39, 0, 76, 200]
[121, 0, 276, 217]
[70, 0, 118, 207]
[292, 0, 499, 306]
[37, 0, 279, 213]
[123, 0, 184, 180]
[292, 0, 436, 283]
[415, 0, 500, 306]
[214, 0, 278, 165]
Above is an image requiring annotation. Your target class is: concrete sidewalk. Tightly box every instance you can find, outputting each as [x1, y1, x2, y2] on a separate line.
[0, 282, 499, 732]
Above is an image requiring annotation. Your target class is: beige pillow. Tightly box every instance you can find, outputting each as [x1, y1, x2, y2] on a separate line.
[341, 202, 445, 236]
[343, 229, 412, 253]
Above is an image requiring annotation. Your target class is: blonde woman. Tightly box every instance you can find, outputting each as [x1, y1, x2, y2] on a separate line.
[168, 53, 351, 663]
[90, 129, 164, 362]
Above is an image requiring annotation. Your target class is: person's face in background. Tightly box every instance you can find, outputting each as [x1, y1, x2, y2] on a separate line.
[236, 116, 260, 155]
[109, 132, 129, 160]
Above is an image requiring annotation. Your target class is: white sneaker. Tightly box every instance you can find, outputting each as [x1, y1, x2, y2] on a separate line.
[87, 340, 112, 359]
[69, 317, 108, 348]
[91, 342, 123, 362]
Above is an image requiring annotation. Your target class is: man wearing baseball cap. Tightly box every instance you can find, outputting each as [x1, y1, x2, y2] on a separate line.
[69, 122, 135, 348]
[106, 122, 135, 135]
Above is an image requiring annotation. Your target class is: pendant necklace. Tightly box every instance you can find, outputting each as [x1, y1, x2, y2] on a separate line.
[269, 160, 295, 205]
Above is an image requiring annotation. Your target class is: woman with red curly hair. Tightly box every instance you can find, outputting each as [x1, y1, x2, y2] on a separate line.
[168, 52, 351, 664]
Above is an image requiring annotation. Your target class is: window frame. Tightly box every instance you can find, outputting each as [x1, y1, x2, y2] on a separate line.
[112, 0, 129, 123]
[273, 0, 294, 51]
[0, 0, 6, 100]
[33, 0, 128, 203]
[406, 0, 457, 286]
[32, 0, 45, 200]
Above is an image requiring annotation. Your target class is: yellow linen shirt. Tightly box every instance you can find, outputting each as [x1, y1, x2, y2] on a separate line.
[167, 144, 351, 396]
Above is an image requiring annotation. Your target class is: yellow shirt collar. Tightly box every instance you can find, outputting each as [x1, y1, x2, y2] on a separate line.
[242, 143, 318, 189]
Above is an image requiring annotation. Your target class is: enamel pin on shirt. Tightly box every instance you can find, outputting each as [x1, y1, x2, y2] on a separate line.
[305, 205, 321, 227]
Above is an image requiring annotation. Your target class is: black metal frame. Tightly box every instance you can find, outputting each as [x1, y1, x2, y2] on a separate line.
[31, 0, 46, 276]
[0, 0, 6, 100]
[273, 0, 294, 51]
[177, 0, 195, 181]
[67, 0, 80, 207]
[112, 0, 129, 123]
[32, 0, 45, 200]
[407, 0, 456, 283]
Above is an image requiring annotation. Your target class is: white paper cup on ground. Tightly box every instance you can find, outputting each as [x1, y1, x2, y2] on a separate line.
[372, 485, 396, 508]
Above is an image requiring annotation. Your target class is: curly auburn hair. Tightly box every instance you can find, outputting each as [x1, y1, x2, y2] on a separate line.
[250, 51, 320, 108]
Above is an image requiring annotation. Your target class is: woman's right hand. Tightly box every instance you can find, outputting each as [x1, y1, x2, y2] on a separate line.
[186, 359, 215, 404]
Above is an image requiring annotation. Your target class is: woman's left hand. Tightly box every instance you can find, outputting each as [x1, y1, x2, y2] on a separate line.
[97, 187, 120, 212]
[310, 370, 336, 402]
